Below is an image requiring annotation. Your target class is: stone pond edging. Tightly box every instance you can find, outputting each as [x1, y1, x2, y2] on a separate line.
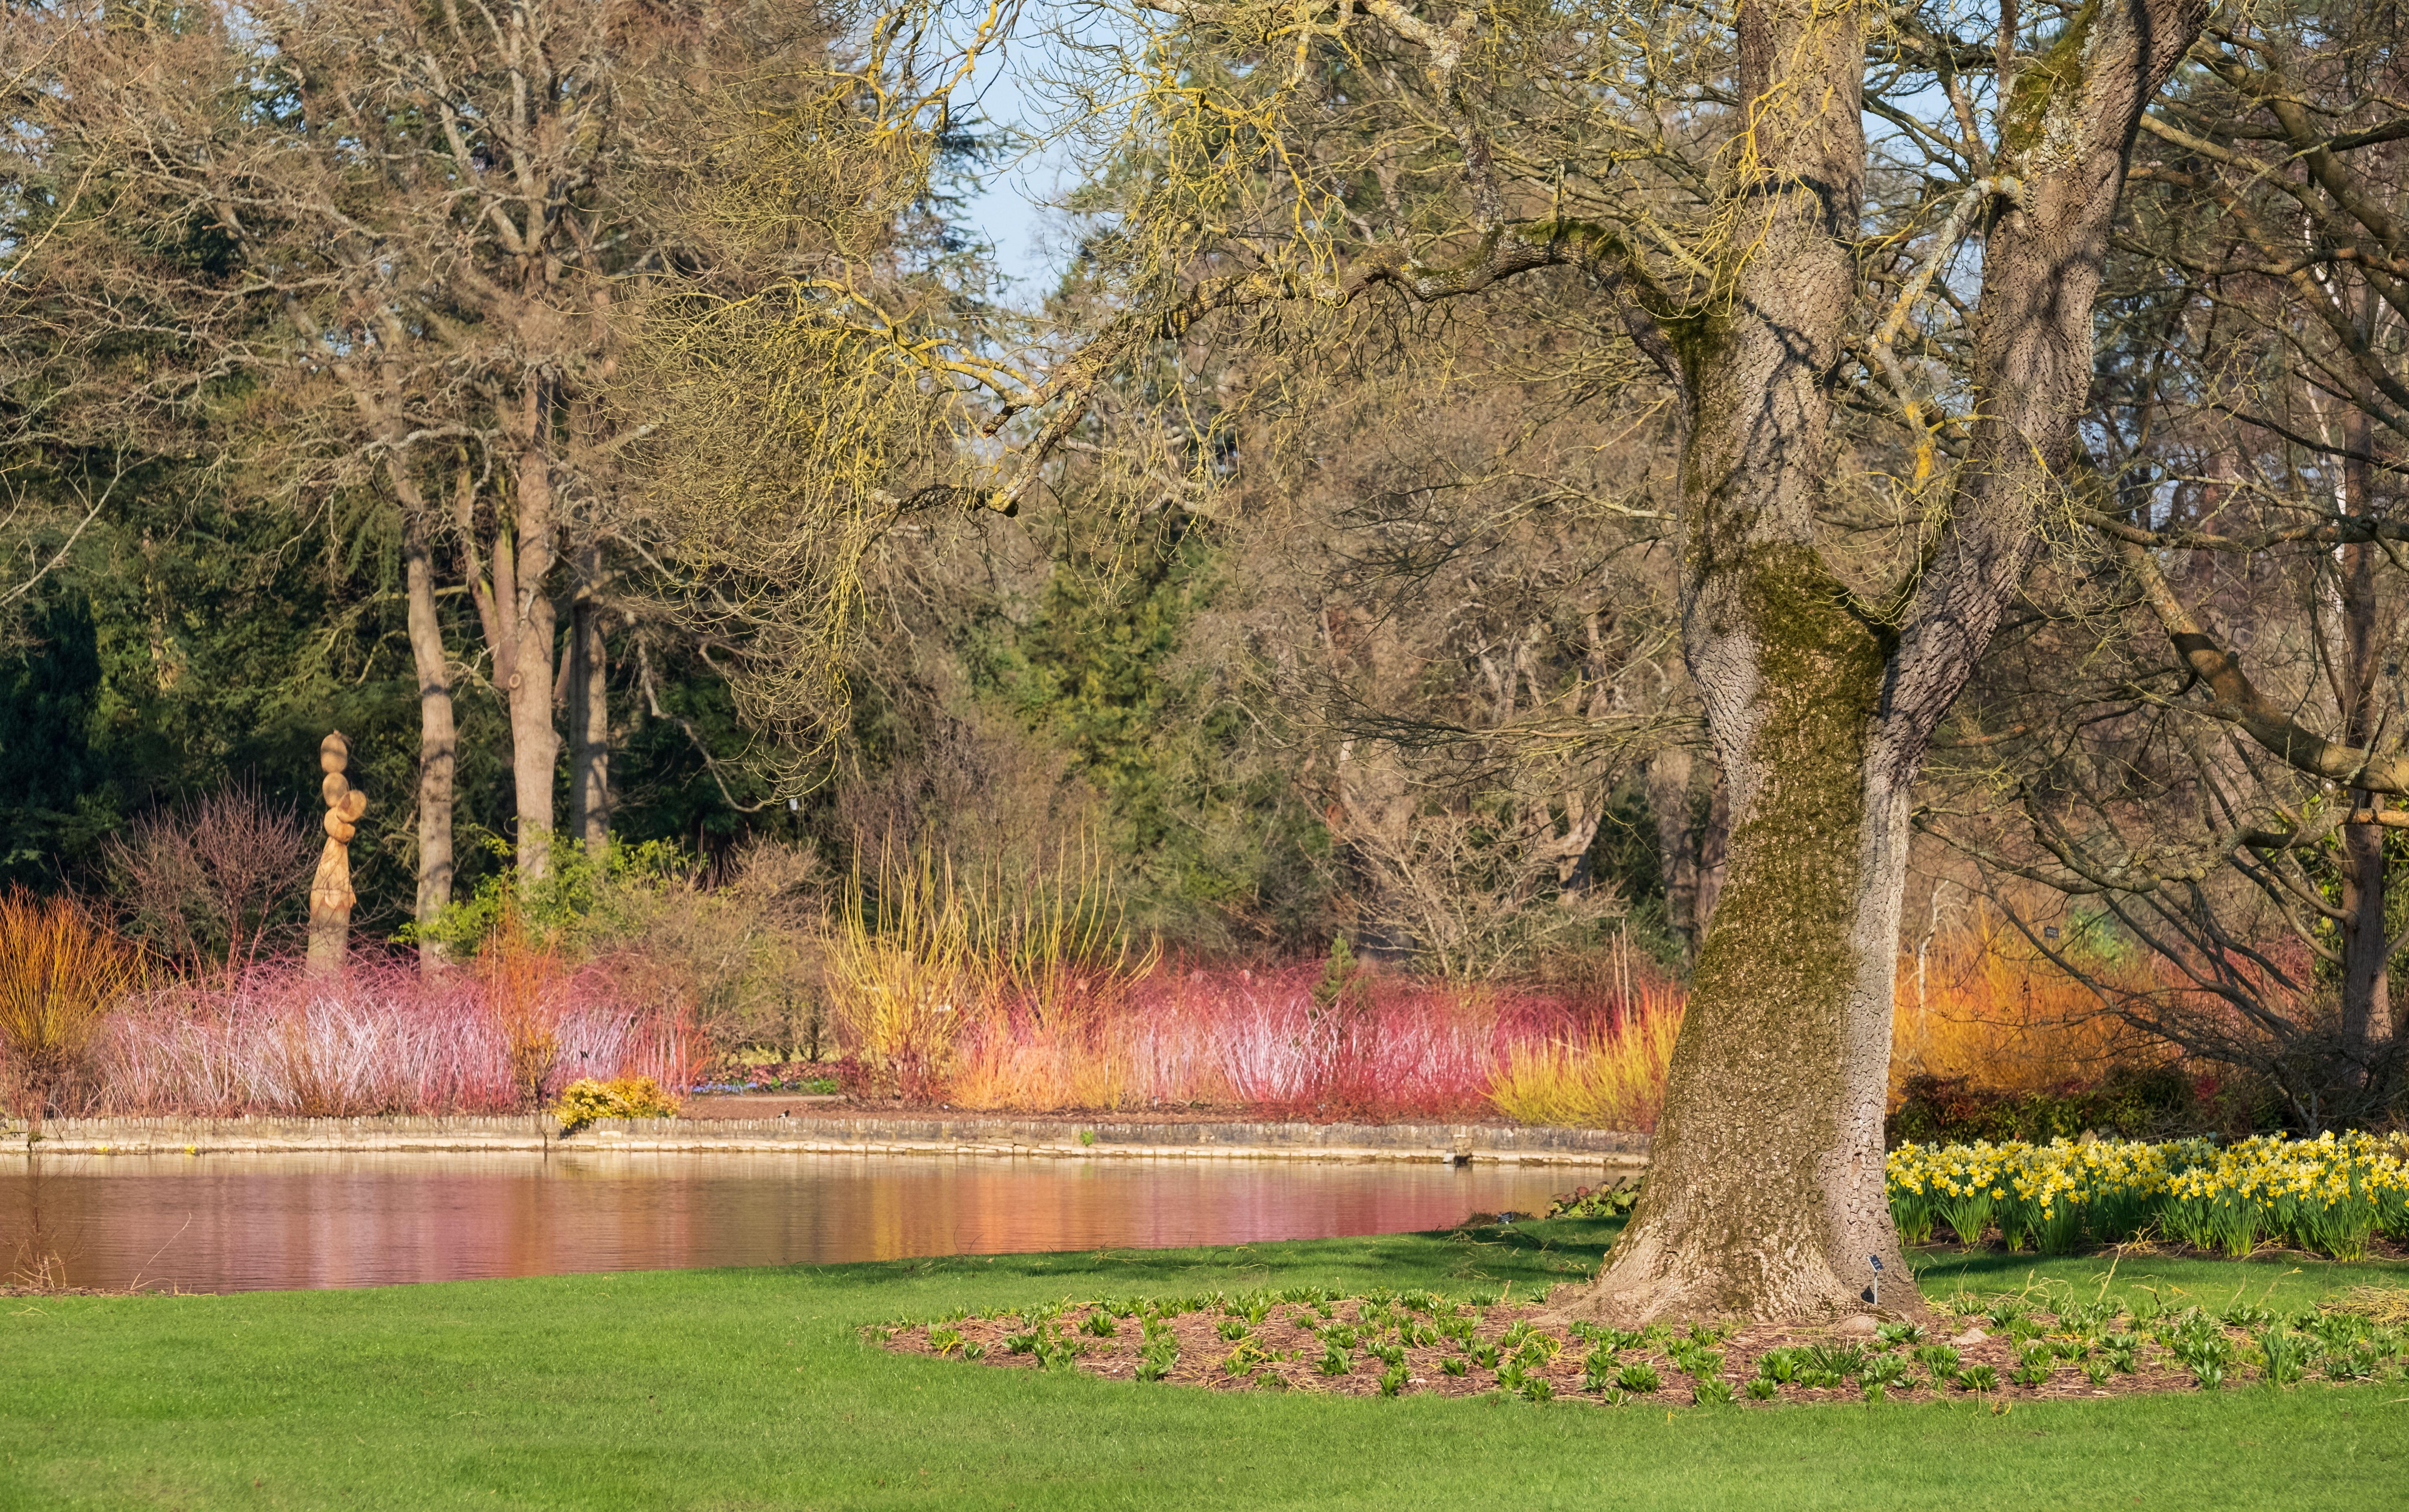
[7, 1114, 1649, 1169]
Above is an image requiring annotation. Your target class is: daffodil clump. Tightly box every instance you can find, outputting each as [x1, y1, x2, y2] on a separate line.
[1887, 1132, 2409, 1259]
[2161, 1133, 2409, 1262]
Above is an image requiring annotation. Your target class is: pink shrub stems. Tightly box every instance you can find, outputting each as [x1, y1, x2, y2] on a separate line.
[88, 955, 696, 1117]
[28, 923, 2171, 1128]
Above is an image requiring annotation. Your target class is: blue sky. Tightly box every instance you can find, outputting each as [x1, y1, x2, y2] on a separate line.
[957, 34, 1081, 301]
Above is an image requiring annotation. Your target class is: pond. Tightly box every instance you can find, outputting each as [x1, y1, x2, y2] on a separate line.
[1, 1152, 1574, 1294]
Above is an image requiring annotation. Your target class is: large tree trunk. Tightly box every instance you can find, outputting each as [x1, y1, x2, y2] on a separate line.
[401, 511, 456, 962]
[1562, 0, 1908, 1324]
[1597, 584, 1913, 1320]
[1559, 0, 2202, 1324]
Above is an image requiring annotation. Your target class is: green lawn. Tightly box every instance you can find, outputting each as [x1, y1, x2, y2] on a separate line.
[4, 1220, 2404, 1511]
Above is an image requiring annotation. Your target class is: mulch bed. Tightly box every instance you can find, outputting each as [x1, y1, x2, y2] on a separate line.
[877, 1290, 2407, 1407]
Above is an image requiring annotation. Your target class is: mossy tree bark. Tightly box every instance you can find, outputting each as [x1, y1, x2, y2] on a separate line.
[1558, 0, 2204, 1324]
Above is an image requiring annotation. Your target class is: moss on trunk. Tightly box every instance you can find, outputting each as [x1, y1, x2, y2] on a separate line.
[1555, 546, 1925, 1323]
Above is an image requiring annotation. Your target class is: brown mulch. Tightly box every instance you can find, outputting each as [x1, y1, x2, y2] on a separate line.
[877, 1294, 2400, 1407]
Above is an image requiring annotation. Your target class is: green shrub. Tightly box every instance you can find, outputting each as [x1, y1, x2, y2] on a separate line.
[1884, 1067, 2218, 1147]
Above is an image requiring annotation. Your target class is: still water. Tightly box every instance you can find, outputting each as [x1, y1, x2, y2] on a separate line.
[1, 1152, 1572, 1294]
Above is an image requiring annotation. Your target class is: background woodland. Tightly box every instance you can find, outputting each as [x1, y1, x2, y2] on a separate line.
[2, 0, 2404, 1136]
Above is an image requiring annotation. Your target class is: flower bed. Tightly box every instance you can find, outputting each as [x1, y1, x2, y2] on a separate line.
[685, 1060, 840, 1096]
[878, 1284, 2409, 1404]
[1886, 1132, 2409, 1259]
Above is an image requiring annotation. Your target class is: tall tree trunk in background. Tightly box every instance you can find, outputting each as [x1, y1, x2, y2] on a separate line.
[1565, 0, 2203, 1323]
[1645, 746, 1729, 965]
[401, 511, 456, 962]
[568, 541, 610, 855]
[505, 382, 561, 883]
[1693, 772, 1729, 936]
[2333, 411, 2394, 1068]
[460, 402, 563, 889]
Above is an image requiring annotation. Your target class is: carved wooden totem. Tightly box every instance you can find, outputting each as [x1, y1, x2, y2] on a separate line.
[306, 731, 369, 973]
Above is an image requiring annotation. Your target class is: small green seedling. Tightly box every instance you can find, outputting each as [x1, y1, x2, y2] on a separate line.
[2257, 1327, 2310, 1388]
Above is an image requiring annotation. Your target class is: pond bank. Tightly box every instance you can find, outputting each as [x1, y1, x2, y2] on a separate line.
[6, 1112, 1649, 1167]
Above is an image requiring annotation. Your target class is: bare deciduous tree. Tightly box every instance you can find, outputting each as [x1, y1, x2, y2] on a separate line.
[106, 786, 314, 979]
[8, 0, 844, 916]
[1929, 1, 2409, 1126]
[975, 0, 2203, 1320]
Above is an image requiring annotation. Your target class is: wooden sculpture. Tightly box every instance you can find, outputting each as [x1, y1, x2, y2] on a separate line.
[306, 731, 368, 973]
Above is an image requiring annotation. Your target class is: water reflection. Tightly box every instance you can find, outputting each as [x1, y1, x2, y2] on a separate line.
[0, 1152, 1574, 1294]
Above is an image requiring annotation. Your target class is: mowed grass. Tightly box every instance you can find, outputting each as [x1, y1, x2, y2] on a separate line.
[4, 1220, 2405, 1512]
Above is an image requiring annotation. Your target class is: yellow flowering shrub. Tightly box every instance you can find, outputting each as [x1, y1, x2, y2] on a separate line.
[553, 1075, 681, 1133]
[1888, 1132, 2408, 1259]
